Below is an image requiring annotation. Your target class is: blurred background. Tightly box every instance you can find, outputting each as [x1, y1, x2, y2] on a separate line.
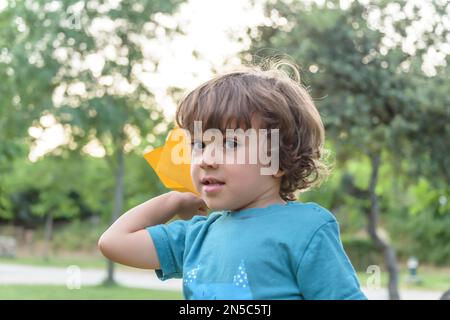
[0, 0, 448, 300]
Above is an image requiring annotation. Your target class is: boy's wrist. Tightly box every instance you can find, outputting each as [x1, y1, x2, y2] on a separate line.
[158, 191, 180, 220]
[167, 191, 187, 212]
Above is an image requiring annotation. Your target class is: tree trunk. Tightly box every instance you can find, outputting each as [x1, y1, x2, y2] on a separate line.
[367, 153, 400, 300]
[104, 148, 124, 285]
[441, 288, 450, 300]
[43, 212, 53, 261]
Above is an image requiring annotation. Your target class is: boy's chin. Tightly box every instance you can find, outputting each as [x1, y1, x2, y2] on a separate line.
[204, 200, 232, 212]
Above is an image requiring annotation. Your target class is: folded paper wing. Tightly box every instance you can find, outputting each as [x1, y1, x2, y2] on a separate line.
[144, 128, 199, 195]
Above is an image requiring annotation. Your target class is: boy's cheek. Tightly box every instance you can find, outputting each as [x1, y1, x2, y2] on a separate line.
[190, 168, 201, 191]
[190, 165, 199, 180]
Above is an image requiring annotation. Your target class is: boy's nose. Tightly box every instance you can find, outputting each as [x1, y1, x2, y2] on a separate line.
[199, 144, 219, 169]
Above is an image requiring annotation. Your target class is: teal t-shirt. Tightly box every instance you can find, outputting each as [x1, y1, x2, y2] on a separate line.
[147, 201, 366, 300]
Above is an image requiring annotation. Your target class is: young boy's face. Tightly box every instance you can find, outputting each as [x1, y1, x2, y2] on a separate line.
[190, 119, 285, 212]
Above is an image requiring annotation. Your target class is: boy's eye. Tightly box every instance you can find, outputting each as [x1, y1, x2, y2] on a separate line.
[190, 139, 239, 151]
[224, 139, 239, 149]
[191, 141, 205, 150]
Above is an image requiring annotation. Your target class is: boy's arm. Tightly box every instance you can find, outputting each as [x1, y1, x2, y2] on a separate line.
[98, 191, 206, 270]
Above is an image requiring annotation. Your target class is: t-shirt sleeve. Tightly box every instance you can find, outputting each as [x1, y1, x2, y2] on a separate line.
[147, 216, 206, 281]
[146, 219, 187, 280]
[296, 221, 367, 300]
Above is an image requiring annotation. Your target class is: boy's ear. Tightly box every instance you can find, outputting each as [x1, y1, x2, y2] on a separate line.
[273, 170, 285, 178]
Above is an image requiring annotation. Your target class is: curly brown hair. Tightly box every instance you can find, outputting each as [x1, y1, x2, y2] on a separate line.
[175, 61, 331, 201]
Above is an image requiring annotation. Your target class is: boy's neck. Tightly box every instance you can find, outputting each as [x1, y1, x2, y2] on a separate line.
[232, 193, 287, 212]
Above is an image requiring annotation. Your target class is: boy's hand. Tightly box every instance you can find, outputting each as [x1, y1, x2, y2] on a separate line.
[170, 191, 208, 220]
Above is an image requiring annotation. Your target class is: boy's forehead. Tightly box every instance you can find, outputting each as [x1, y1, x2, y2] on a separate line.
[220, 116, 264, 131]
[186, 115, 266, 136]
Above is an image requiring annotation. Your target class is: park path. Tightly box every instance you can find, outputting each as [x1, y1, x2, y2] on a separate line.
[0, 263, 443, 300]
[0, 262, 182, 291]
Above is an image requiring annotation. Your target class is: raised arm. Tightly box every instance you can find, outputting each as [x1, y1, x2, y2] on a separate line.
[98, 191, 206, 269]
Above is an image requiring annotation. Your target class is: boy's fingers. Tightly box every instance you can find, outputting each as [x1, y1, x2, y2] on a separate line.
[198, 204, 208, 215]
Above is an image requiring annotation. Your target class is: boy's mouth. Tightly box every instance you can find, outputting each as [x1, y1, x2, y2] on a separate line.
[201, 176, 225, 185]
[201, 176, 225, 193]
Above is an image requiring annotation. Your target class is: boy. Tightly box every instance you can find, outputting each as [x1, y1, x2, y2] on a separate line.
[98, 63, 367, 300]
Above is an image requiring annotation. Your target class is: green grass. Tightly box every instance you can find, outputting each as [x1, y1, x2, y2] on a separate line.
[357, 266, 450, 292]
[0, 284, 183, 300]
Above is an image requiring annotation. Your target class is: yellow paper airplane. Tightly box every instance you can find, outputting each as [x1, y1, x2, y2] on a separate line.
[144, 127, 199, 195]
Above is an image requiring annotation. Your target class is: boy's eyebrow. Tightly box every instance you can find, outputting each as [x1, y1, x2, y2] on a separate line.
[191, 136, 239, 142]
[189, 129, 261, 139]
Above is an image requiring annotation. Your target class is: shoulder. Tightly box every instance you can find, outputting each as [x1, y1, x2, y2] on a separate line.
[190, 211, 224, 224]
[285, 201, 337, 226]
[274, 201, 338, 244]
[150, 211, 224, 235]
[185, 211, 224, 231]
